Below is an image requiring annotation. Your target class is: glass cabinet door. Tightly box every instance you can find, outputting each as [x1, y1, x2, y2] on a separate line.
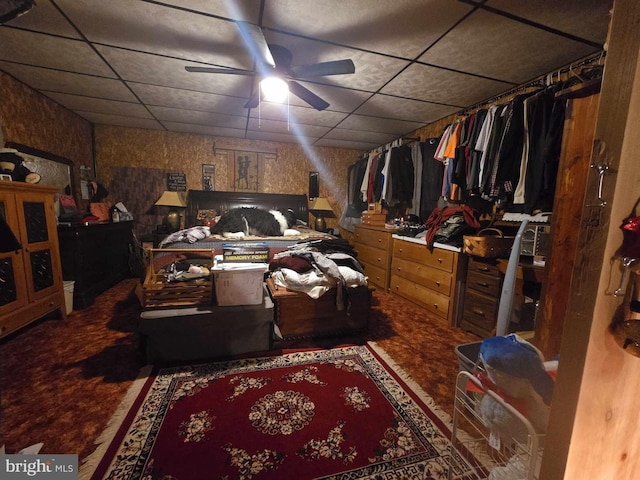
[0, 193, 28, 316]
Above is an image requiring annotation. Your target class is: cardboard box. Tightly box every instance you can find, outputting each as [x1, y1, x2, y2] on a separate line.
[222, 242, 270, 263]
[212, 263, 267, 306]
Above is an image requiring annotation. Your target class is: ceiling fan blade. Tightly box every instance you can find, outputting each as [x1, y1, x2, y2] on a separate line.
[244, 89, 260, 109]
[236, 21, 276, 70]
[185, 66, 253, 75]
[291, 59, 355, 78]
[287, 81, 330, 111]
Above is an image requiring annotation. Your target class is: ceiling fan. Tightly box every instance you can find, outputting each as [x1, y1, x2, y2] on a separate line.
[185, 22, 355, 111]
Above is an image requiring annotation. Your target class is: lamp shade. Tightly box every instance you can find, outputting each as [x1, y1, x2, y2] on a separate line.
[309, 197, 334, 232]
[308, 197, 334, 216]
[155, 191, 186, 208]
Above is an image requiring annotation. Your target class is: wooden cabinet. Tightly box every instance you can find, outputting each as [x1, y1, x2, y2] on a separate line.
[353, 224, 396, 290]
[58, 221, 133, 309]
[460, 257, 503, 337]
[390, 236, 467, 326]
[0, 182, 66, 338]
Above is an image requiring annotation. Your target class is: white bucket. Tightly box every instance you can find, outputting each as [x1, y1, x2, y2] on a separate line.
[63, 280, 75, 314]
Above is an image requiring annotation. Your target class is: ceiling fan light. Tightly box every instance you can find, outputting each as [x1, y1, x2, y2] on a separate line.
[260, 76, 289, 103]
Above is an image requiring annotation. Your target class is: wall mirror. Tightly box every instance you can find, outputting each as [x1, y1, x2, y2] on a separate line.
[4, 142, 75, 198]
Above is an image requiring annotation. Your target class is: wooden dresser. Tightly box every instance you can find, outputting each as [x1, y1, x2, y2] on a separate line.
[460, 256, 503, 337]
[390, 235, 467, 326]
[0, 182, 66, 338]
[352, 224, 396, 290]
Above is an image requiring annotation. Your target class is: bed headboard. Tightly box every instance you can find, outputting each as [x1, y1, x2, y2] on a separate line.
[185, 190, 309, 227]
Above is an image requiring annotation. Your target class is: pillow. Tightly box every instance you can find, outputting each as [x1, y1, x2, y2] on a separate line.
[196, 209, 219, 226]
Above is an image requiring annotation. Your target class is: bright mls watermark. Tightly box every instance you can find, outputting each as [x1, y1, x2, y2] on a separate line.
[1, 455, 78, 479]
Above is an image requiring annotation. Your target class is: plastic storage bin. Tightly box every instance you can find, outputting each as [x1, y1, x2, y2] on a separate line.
[212, 263, 268, 306]
[455, 341, 482, 373]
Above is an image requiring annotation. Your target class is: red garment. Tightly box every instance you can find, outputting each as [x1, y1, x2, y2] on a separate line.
[423, 205, 480, 247]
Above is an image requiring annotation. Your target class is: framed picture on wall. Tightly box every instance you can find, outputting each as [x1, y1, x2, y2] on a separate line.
[202, 164, 215, 191]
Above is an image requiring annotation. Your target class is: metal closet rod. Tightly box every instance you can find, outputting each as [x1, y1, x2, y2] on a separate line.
[460, 50, 606, 115]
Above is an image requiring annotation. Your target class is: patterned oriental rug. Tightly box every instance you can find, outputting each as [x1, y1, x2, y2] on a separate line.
[80, 343, 482, 480]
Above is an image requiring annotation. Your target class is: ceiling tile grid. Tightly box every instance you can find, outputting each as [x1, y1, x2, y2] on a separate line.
[0, 0, 610, 151]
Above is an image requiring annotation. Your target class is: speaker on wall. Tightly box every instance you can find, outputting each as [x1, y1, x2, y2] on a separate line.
[309, 171, 319, 199]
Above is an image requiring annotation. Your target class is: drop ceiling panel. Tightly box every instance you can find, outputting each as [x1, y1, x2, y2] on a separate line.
[323, 128, 397, 145]
[43, 92, 151, 118]
[0, 1, 609, 151]
[5, 0, 81, 38]
[337, 114, 424, 135]
[314, 138, 379, 151]
[95, 46, 253, 97]
[0, 29, 114, 77]
[354, 95, 459, 123]
[56, 0, 252, 70]
[161, 122, 247, 139]
[263, 31, 410, 91]
[148, 106, 247, 130]
[142, 0, 261, 23]
[249, 103, 348, 127]
[0, 62, 138, 102]
[486, 0, 611, 45]
[247, 118, 331, 138]
[76, 112, 164, 130]
[127, 83, 248, 116]
[245, 130, 318, 145]
[262, 0, 473, 59]
[381, 63, 512, 107]
[419, 9, 600, 84]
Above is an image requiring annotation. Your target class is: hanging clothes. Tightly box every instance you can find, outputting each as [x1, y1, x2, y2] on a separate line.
[410, 141, 423, 217]
[420, 137, 445, 221]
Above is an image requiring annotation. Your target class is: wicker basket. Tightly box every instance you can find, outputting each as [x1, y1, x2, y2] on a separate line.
[463, 228, 514, 258]
[143, 249, 214, 308]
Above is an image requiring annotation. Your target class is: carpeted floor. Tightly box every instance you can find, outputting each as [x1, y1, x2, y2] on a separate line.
[0, 278, 478, 461]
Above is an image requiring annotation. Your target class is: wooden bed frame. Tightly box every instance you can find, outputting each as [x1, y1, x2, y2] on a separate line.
[185, 190, 310, 228]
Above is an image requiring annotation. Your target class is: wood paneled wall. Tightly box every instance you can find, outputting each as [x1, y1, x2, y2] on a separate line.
[94, 125, 359, 233]
[0, 71, 94, 211]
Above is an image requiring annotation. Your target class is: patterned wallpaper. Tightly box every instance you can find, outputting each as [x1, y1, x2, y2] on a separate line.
[0, 71, 93, 212]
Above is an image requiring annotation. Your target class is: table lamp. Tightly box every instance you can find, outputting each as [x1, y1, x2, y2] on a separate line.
[309, 197, 335, 232]
[154, 191, 186, 232]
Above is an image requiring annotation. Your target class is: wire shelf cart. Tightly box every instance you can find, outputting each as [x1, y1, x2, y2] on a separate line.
[447, 371, 545, 480]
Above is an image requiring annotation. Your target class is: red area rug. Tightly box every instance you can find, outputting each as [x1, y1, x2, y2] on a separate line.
[80, 343, 482, 479]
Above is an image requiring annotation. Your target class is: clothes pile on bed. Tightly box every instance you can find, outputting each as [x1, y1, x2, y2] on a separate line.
[269, 238, 368, 310]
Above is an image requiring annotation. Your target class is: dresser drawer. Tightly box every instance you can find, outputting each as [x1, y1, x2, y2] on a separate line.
[390, 274, 450, 319]
[355, 243, 390, 270]
[391, 256, 452, 296]
[462, 289, 499, 333]
[392, 239, 454, 272]
[360, 261, 387, 290]
[354, 226, 392, 250]
[467, 269, 502, 298]
[468, 257, 501, 277]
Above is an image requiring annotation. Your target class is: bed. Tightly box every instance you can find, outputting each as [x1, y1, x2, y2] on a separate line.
[146, 190, 372, 342]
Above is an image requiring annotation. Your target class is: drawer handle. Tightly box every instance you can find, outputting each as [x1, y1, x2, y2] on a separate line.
[435, 281, 441, 286]
[377, 238, 382, 243]
[478, 266, 490, 272]
[437, 258, 443, 263]
[472, 308, 485, 316]
[433, 303, 439, 309]
[477, 282, 489, 287]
